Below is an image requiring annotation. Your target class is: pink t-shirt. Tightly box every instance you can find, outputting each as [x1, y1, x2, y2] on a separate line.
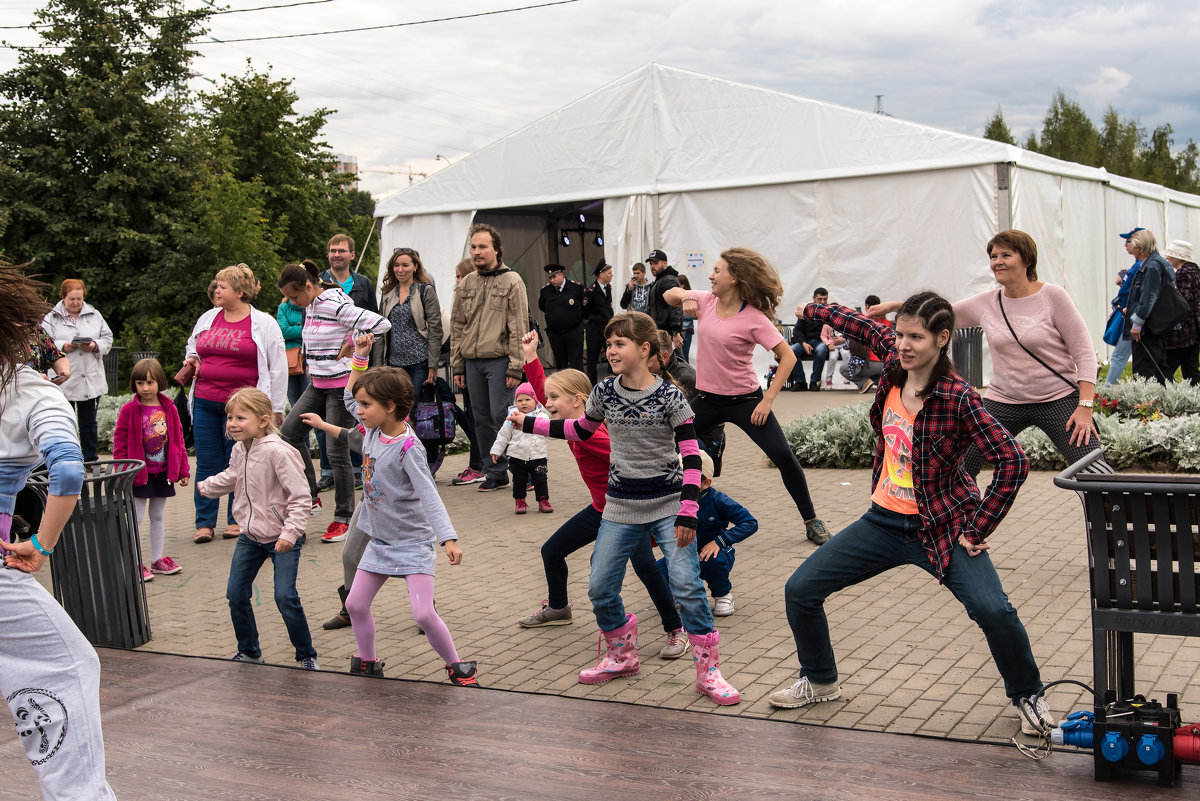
[139, 402, 169, 473]
[688, 290, 784, 395]
[194, 311, 259, 403]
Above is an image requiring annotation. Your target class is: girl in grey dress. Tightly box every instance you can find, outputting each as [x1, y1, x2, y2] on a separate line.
[341, 334, 479, 686]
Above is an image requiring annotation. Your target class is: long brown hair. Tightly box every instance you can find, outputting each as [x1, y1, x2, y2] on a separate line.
[0, 262, 51, 393]
[380, 248, 433, 295]
[720, 247, 784, 321]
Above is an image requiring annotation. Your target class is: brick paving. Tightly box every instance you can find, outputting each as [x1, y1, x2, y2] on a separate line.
[35, 389, 1200, 744]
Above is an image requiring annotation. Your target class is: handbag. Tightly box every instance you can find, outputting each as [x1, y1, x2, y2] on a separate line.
[286, 346, 304, 376]
[1102, 306, 1124, 347]
[997, 290, 1078, 391]
[1145, 265, 1190, 335]
[410, 378, 456, 447]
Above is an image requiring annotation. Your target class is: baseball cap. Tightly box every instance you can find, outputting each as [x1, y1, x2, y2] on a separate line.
[1119, 227, 1145, 239]
[646, 249, 668, 263]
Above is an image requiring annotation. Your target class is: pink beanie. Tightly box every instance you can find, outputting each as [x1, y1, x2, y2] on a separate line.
[514, 382, 536, 401]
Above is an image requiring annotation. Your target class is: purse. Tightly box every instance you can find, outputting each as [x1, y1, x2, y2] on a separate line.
[1145, 264, 1190, 335]
[1102, 306, 1124, 347]
[410, 379, 456, 446]
[173, 360, 196, 386]
[286, 346, 304, 376]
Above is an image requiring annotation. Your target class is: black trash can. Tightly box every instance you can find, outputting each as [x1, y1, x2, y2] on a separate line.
[952, 326, 984, 388]
[25, 459, 151, 649]
[102, 345, 124, 395]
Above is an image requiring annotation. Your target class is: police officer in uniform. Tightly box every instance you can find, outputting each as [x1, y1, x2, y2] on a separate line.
[538, 263, 586, 371]
[582, 259, 615, 384]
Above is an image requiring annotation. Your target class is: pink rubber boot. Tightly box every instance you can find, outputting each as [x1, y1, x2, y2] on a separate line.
[689, 630, 741, 705]
[578, 613, 640, 684]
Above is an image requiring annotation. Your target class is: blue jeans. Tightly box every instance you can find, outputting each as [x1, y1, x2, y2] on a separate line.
[589, 516, 713, 635]
[226, 534, 316, 662]
[1106, 335, 1132, 385]
[657, 545, 734, 599]
[783, 504, 1042, 702]
[192, 395, 236, 529]
[790, 341, 828, 384]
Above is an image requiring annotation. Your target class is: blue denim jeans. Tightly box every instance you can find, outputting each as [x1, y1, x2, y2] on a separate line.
[657, 545, 734, 599]
[790, 341, 829, 385]
[1106, 335, 1132, 385]
[192, 395, 236, 529]
[783, 504, 1042, 702]
[226, 534, 316, 662]
[589, 516, 713, 635]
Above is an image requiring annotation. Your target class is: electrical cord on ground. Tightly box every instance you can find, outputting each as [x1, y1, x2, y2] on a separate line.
[1013, 678, 1095, 761]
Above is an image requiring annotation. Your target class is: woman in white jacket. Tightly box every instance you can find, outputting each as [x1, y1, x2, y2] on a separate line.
[41, 279, 113, 462]
[182, 263, 288, 543]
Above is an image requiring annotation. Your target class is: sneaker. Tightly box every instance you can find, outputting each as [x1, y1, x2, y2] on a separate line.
[768, 676, 841, 709]
[538, 499, 553, 513]
[515, 499, 528, 515]
[150, 556, 182, 575]
[825, 379, 833, 388]
[1018, 696, 1055, 736]
[712, 594, 735, 616]
[232, 652, 265, 664]
[140, 564, 154, 582]
[518, 600, 573, 628]
[446, 660, 480, 687]
[316, 476, 335, 492]
[321, 521, 349, 543]
[452, 467, 486, 485]
[658, 628, 690, 659]
[298, 657, 319, 671]
[809, 380, 821, 391]
[310, 496, 323, 517]
[526, 478, 534, 491]
[858, 380, 876, 394]
[805, 518, 831, 545]
[354, 474, 363, 490]
[478, 475, 509, 492]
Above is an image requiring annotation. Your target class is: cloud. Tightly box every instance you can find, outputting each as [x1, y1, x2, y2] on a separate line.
[1078, 66, 1133, 107]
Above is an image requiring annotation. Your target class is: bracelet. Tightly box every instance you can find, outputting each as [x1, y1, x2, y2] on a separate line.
[31, 533, 54, 556]
[350, 363, 368, 372]
[350, 355, 369, 372]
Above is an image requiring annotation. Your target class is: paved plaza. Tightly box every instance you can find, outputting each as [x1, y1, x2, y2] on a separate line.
[34, 390, 1200, 745]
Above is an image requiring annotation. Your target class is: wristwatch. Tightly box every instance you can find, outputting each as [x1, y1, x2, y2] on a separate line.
[1078, 399, 1094, 408]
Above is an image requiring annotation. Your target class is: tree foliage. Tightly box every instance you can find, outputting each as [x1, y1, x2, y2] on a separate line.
[982, 108, 1014, 145]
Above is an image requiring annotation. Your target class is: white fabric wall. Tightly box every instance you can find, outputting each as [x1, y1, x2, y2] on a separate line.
[377, 210, 476, 303]
[602, 194, 655, 286]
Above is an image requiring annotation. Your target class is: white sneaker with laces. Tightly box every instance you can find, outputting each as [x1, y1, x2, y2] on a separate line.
[712, 594, 735, 616]
[1018, 696, 1055, 736]
[767, 676, 841, 709]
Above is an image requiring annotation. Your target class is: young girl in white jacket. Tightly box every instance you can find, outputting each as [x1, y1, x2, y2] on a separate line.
[490, 381, 552, 514]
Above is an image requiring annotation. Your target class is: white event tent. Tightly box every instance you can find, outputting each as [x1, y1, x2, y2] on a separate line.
[375, 63, 1200, 379]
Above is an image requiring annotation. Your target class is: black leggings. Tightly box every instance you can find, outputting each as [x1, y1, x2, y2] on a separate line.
[963, 391, 1106, 476]
[689, 389, 816, 520]
[510, 457, 549, 501]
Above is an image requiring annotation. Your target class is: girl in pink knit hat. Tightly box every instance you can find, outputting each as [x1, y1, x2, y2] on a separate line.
[490, 381, 552, 513]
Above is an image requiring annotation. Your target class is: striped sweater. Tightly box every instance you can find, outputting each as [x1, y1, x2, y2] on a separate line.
[303, 288, 391, 388]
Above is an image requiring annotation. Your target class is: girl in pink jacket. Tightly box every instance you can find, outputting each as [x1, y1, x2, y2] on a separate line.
[198, 387, 318, 669]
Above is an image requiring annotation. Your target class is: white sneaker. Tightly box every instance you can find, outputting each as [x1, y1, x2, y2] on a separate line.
[768, 676, 841, 709]
[1018, 696, 1055, 736]
[712, 594, 735, 616]
[658, 628, 690, 659]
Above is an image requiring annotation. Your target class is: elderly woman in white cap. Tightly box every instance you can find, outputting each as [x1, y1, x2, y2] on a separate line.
[1162, 239, 1200, 384]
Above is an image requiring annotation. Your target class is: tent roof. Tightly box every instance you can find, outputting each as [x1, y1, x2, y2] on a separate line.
[372, 63, 1167, 218]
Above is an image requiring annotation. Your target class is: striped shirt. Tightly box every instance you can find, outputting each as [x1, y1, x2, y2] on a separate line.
[302, 288, 390, 388]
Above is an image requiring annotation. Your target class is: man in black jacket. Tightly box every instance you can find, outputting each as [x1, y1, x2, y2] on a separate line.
[789, 287, 829, 391]
[582, 260, 615, 384]
[538, 263, 585, 371]
[644, 249, 683, 347]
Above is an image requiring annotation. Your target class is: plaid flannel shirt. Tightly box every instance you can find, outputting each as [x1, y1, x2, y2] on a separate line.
[806, 303, 1030, 581]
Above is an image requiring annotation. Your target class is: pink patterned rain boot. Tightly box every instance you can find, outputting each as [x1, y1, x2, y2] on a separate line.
[578, 613, 640, 684]
[689, 630, 741, 705]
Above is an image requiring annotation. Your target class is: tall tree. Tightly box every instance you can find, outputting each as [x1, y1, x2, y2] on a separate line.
[1037, 90, 1100, 166]
[983, 108, 1015, 145]
[1140, 124, 1178, 188]
[1098, 106, 1143, 179]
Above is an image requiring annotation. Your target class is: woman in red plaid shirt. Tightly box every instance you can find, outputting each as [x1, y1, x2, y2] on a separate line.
[768, 292, 1054, 736]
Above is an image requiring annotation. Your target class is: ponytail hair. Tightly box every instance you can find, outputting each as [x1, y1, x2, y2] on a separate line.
[278, 258, 334, 293]
[886, 291, 956, 399]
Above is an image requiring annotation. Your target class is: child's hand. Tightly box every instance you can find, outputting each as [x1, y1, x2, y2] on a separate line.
[674, 525, 696, 547]
[506, 410, 526, 429]
[698, 541, 719, 561]
[0, 539, 46, 573]
[521, 330, 539, 362]
[275, 538, 294, 553]
[299, 412, 325, 430]
[353, 332, 374, 357]
[178, 476, 189, 487]
[444, 540, 463, 565]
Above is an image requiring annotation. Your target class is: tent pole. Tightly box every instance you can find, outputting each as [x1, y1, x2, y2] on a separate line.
[996, 163, 1012, 230]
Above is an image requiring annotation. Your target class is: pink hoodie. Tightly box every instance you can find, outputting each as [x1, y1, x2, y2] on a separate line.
[197, 433, 309, 544]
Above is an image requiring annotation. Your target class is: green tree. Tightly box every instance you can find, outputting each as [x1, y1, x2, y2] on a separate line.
[1037, 90, 1100, 166]
[982, 108, 1015, 145]
[1140, 124, 1179, 188]
[1098, 106, 1143, 179]
[340, 187, 379, 285]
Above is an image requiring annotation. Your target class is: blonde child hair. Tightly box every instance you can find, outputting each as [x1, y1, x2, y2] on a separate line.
[226, 387, 278, 436]
[544, 368, 592, 400]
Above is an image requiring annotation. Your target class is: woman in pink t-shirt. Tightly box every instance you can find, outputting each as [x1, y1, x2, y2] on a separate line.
[664, 248, 828, 545]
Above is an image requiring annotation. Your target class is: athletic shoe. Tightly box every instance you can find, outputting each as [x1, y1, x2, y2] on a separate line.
[805, 518, 831, 545]
[140, 564, 154, 582]
[858, 380, 876, 394]
[150, 556, 182, 575]
[298, 657, 319, 671]
[712, 594, 735, 616]
[518, 600, 573, 628]
[768, 677, 841, 709]
[478, 475, 509, 492]
[515, 499, 528, 514]
[310, 496, 323, 517]
[1018, 696, 1055, 736]
[232, 652, 265, 664]
[321, 521, 349, 543]
[451, 467, 486, 485]
[658, 628, 690, 659]
[538, 499, 553, 513]
[354, 474, 363, 490]
[316, 476, 335, 492]
[809, 380, 821, 391]
[825, 379, 833, 389]
[446, 661, 480, 687]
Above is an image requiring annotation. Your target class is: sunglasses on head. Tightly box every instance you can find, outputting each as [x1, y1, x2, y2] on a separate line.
[393, 247, 419, 257]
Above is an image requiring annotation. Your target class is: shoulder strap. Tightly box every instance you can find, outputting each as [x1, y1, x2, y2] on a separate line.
[996, 290, 1077, 391]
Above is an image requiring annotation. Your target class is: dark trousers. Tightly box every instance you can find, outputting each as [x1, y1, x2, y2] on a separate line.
[690, 389, 816, 520]
[70, 396, 99, 462]
[657, 546, 735, 598]
[547, 325, 584, 371]
[963, 391, 1106, 476]
[281, 384, 354, 523]
[585, 321, 607, 385]
[1165, 342, 1200, 384]
[1132, 330, 1170, 384]
[509, 456, 549, 501]
[540, 504, 683, 633]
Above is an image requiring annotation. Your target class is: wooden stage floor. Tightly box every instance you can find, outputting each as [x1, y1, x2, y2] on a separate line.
[0, 649, 1191, 800]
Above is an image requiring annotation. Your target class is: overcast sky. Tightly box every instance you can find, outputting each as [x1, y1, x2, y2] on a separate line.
[3, 0, 1198, 200]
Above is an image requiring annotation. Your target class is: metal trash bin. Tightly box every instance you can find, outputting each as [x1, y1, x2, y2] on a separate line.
[130, 350, 159, 364]
[952, 326, 984, 388]
[102, 345, 124, 395]
[26, 459, 151, 648]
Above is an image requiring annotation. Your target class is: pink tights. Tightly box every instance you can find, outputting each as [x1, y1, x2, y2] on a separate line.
[345, 570, 459, 665]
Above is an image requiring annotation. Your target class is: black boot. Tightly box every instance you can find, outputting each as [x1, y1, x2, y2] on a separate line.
[323, 585, 351, 630]
[349, 654, 385, 677]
